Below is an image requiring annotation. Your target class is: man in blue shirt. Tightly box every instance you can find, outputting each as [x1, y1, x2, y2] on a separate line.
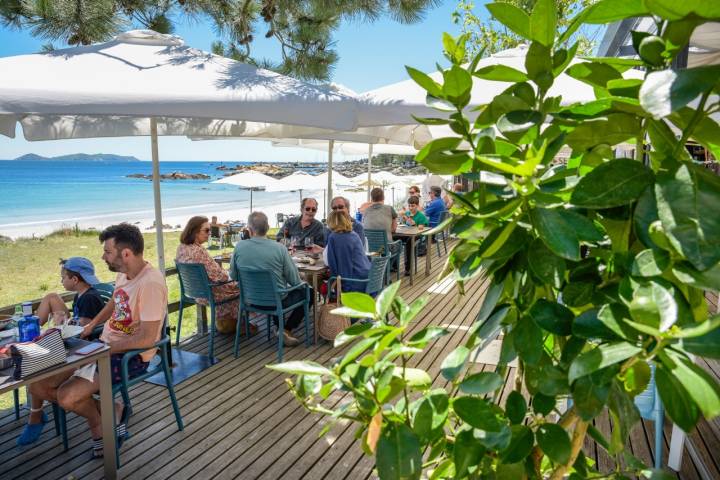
[424, 186, 447, 227]
[324, 196, 364, 243]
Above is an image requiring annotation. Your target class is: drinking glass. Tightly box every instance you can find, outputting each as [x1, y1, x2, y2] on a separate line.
[304, 237, 313, 252]
[290, 236, 300, 253]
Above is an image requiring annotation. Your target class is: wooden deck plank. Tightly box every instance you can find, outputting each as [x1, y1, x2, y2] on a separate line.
[1, 248, 718, 480]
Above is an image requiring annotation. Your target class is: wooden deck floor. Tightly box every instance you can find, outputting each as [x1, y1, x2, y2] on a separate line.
[1, 253, 719, 479]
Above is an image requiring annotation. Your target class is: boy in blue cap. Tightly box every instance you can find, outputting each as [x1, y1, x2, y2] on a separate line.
[17, 257, 107, 446]
[35, 257, 105, 327]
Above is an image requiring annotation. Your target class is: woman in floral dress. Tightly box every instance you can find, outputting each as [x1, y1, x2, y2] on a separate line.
[175, 216, 243, 334]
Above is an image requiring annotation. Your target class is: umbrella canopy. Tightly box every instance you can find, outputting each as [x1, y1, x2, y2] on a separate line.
[212, 171, 278, 188]
[356, 44, 643, 126]
[0, 30, 361, 141]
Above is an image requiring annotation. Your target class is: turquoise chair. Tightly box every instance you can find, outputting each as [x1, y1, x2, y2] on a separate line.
[175, 262, 239, 360]
[634, 364, 664, 469]
[434, 210, 450, 257]
[364, 229, 402, 283]
[327, 255, 390, 298]
[57, 330, 183, 466]
[233, 267, 311, 362]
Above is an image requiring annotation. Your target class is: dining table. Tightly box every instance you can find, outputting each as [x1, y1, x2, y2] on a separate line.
[0, 338, 117, 479]
[392, 225, 432, 286]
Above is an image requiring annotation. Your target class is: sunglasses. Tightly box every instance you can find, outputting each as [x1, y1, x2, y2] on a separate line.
[304, 207, 317, 212]
[331, 205, 345, 210]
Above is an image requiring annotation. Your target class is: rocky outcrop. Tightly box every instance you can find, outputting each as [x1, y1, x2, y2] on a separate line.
[127, 172, 210, 180]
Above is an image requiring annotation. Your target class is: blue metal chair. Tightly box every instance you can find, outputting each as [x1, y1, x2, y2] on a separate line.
[57, 332, 183, 467]
[233, 267, 311, 362]
[175, 262, 239, 360]
[364, 229, 402, 283]
[327, 256, 390, 299]
[634, 364, 664, 469]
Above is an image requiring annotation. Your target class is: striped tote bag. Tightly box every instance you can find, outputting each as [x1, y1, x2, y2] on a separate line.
[11, 328, 67, 380]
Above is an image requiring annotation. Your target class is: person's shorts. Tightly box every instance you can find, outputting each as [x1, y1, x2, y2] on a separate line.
[110, 353, 149, 385]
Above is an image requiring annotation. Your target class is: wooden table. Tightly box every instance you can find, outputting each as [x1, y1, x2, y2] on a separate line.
[293, 254, 327, 344]
[392, 225, 432, 286]
[0, 342, 117, 479]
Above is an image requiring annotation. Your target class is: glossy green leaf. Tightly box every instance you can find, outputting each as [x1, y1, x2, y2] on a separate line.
[376, 422, 422, 480]
[655, 164, 720, 270]
[631, 249, 670, 277]
[486, 2, 531, 39]
[442, 65, 473, 100]
[474, 64, 528, 82]
[453, 396, 507, 431]
[571, 159, 653, 208]
[628, 279, 678, 332]
[640, 65, 720, 119]
[525, 42, 553, 86]
[513, 316, 544, 365]
[341, 292, 377, 315]
[672, 261, 720, 291]
[565, 113, 640, 151]
[376, 281, 402, 319]
[529, 0, 556, 47]
[405, 66, 442, 98]
[562, 210, 604, 242]
[395, 367, 432, 389]
[644, 0, 720, 20]
[659, 350, 720, 419]
[608, 380, 641, 449]
[569, 342, 643, 382]
[677, 326, 720, 359]
[655, 363, 699, 431]
[501, 425, 535, 463]
[441, 346, 469, 381]
[532, 392, 556, 415]
[268, 361, 332, 376]
[566, 62, 623, 88]
[562, 282, 595, 308]
[669, 108, 720, 160]
[408, 326, 448, 347]
[529, 299, 574, 335]
[528, 239, 565, 288]
[412, 389, 449, 443]
[621, 361, 651, 396]
[573, 308, 619, 340]
[505, 390, 527, 425]
[531, 208, 580, 260]
[572, 374, 611, 420]
[454, 428, 486, 477]
[459, 371, 504, 395]
[584, 0, 650, 23]
[537, 423, 571, 464]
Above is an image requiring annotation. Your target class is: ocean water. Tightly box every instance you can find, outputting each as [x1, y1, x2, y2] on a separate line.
[0, 160, 304, 236]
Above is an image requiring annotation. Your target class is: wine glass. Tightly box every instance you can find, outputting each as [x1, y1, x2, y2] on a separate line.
[304, 237, 313, 252]
[290, 235, 300, 253]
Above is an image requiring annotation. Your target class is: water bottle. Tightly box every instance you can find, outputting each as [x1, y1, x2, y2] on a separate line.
[18, 315, 41, 342]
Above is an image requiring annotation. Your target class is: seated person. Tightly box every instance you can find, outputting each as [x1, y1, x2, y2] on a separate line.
[444, 182, 463, 209]
[34, 257, 105, 326]
[175, 216, 248, 335]
[233, 212, 311, 347]
[323, 196, 364, 243]
[362, 187, 398, 240]
[398, 196, 429, 275]
[19, 224, 166, 456]
[406, 185, 422, 209]
[425, 186, 448, 228]
[325, 211, 371, 293]
[275, 198, 325, 249]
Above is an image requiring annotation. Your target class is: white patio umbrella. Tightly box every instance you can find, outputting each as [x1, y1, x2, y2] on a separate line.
[212, 171, 279, 211]
[0, 30, 364, 272]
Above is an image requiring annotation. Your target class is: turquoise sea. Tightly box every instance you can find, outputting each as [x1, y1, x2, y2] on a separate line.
[0, 160, 303, 237]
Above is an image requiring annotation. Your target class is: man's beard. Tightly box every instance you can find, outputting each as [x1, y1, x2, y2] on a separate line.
[106, 262, 119, 273]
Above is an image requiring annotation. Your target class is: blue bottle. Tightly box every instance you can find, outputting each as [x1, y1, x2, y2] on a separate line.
[18, 315, 41, 342]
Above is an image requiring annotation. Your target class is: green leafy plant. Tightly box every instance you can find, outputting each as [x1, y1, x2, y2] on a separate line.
[269, 1, 720, 478]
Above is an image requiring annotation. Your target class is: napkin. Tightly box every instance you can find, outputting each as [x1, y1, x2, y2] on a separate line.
[73, 363, 97, 382]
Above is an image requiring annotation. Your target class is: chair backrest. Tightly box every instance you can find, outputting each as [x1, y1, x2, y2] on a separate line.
[175, 262, 213, 303]
[94, 282, 114, 304]
[364, 229, 389, 255]
[366, 256, 390, 295]
[235, 267, 280, 308]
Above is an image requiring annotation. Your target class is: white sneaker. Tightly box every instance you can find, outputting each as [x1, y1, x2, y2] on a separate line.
[281, 330, 300, 347]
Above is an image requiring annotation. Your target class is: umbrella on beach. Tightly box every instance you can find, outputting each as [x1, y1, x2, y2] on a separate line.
[213, 171, 278, 212]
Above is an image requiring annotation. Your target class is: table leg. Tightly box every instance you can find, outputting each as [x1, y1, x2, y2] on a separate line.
[97, 351, 117, 479]
[409, 236, 415, 286]
[426, 233, 432, 276]
[312, 274, 319, 344]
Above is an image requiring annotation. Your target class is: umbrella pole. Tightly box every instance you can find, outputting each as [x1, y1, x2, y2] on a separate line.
[250, 189, 253, 213]
[327, 140, 334, 215]
[367, 143, 373, 201]
[150, 118, 166, 276]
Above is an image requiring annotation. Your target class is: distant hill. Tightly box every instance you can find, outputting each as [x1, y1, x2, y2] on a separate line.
[11, 153, 141, 162]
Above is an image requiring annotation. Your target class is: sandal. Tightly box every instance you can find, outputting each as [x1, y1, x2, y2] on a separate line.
[90, 405, 131, 459]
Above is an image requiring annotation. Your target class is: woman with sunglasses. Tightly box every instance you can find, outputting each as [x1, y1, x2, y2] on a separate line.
[176, 216, 247, 335]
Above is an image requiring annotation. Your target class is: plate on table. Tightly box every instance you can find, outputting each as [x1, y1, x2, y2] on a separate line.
[0, 328, 17, 339]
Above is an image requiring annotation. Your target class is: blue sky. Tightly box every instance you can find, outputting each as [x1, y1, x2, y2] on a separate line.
[0, 1, 475, 162]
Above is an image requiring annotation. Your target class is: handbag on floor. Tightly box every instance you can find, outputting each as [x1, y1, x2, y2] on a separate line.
[317, 277, 350, 342]
[10, 328, 67, 380]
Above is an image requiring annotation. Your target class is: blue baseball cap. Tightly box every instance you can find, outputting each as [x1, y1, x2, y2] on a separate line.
[62, 257, 100, 285]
